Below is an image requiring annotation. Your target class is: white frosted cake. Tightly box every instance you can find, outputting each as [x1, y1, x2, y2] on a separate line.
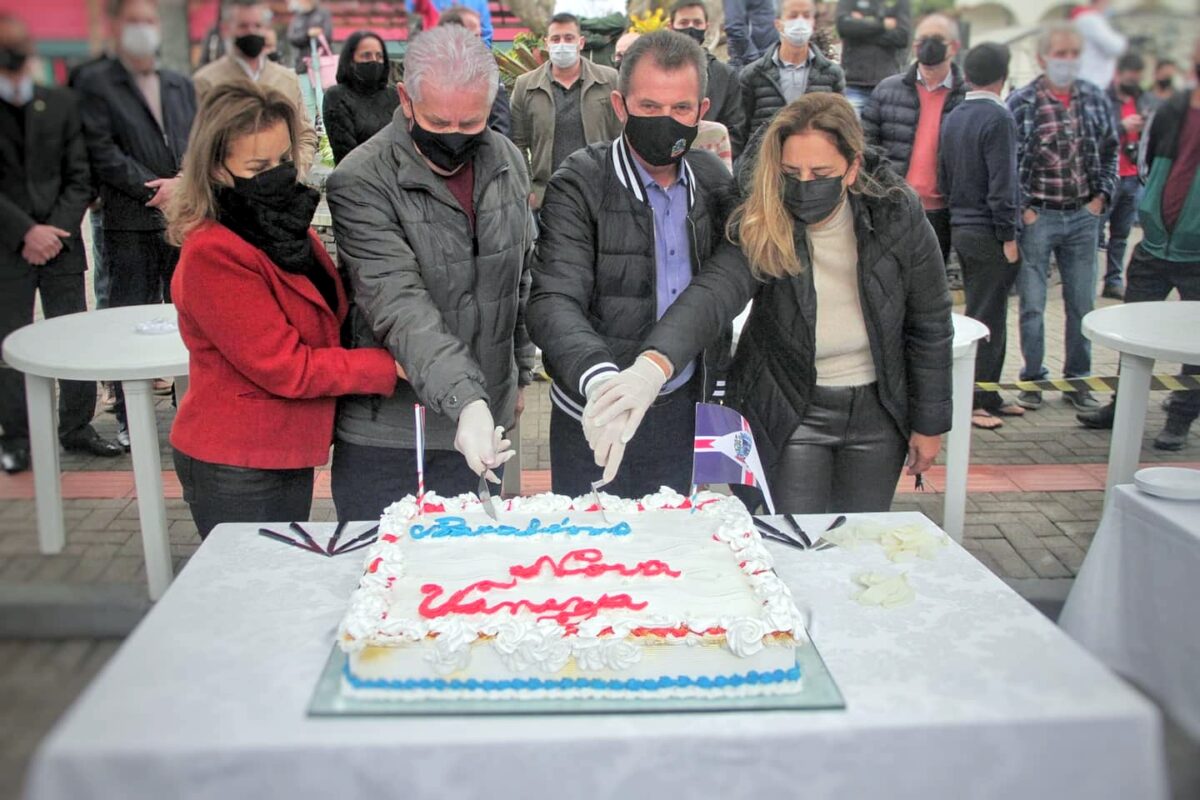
[337, 488, 807, 700]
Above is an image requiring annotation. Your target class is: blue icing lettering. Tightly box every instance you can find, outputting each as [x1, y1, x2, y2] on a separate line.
[410, 515, 632, 540]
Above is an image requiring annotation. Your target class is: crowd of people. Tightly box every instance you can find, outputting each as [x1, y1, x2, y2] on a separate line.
[0, 0, 1197, 533]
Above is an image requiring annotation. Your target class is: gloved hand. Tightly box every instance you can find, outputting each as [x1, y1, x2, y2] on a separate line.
[453, 400, 514, 482]
[586, 354, 671, 444]
[580, 373, 627, 484]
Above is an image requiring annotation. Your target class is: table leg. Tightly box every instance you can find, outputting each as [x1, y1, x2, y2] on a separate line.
[942, 342, 980, 542]
[25, 374, 65, 554]
[174, 373, 189, 404]
[123, 378, 174, 600]
[1105, 353, 1153, 500]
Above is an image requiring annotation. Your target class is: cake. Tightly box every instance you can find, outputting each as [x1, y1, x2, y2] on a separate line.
[337, 488, 807, 701]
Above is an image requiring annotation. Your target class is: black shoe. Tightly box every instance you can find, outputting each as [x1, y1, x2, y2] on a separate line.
[1077, 402, 1116, 429]
[1066, 389, 1101, 411]
[1153, 417, 1192, 451]
[1, 446, 29, 474]
[61, 428, 124, 457]
[1101, 284, 1125, 300]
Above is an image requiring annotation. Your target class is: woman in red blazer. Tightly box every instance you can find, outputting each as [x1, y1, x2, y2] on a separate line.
[165, 83, 400, 538]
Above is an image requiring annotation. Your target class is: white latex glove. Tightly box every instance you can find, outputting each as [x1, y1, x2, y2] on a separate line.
[578, 373, 627, 484]
[586, 354, 670, 443]
[454, 400, 514, 482]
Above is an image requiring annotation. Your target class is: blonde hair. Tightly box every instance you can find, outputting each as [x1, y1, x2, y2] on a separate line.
[165, 82, 301, 247]
[731, 92, 896, 279]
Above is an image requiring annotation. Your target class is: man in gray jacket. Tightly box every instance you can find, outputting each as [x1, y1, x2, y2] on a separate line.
[326, 25, 536, 521]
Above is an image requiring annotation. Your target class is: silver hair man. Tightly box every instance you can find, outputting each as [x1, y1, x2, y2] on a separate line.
[1038, 21, 1083, 56]
[403, 24, 500, 107]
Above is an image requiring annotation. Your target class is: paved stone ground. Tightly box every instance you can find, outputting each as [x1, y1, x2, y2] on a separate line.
[1, 250, 1198, 797]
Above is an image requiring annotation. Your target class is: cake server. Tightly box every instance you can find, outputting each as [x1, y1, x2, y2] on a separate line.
[589, 479, 613, 523]
[478, 474, 500, 520]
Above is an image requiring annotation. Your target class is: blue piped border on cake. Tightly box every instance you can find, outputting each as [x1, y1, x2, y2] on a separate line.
[343, 661, 802, 693]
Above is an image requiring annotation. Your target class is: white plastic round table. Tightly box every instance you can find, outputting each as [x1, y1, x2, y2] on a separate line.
[1083, 301, 1200, 502]
[2, 305, 189, 600]
[944, 314, 990, 541]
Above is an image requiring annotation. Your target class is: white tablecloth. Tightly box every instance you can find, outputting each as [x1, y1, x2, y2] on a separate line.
[27, 513, 1166, 800]
[1059, 483, 1200, 740]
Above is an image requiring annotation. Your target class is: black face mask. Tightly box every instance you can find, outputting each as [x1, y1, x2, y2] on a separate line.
[266, 51, 283, 63]
[782, 175, 845, 225]
[350, 61, 387, 90]
[622, 100, 699, 167]
[0, 47, 28, 72]
[1156, 76, 1174, 90]
[916, 37, 948, 66]
[408, 113, 485, 173]
[677, 27, 706, 46]
[1118, 81, 1140, 97]
[234, 33, 266, 59]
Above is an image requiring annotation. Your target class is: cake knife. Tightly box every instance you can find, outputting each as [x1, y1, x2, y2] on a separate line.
[589, 478, 613, 523]
[478, 473, 500, 520]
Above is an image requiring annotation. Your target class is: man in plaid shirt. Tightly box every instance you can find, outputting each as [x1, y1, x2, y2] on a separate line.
[1007, 21, 1119, 412]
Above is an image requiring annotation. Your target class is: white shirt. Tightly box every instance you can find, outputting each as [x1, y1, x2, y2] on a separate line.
[1076, 9, 1127, 89]
[808, 198, 876, 387]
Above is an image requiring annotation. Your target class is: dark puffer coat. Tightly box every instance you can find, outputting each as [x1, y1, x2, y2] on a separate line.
[861, 62, 967, 178]
[641, 154, 953, 469]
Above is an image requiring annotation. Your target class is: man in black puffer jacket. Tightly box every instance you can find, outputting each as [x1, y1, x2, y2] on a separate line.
[739, 0, 844, 148]
[862, 13, 966, 262]
[528, 31, 739, 499]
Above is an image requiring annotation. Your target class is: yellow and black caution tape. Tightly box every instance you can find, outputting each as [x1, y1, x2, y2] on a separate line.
[975, 374, 1200, 393]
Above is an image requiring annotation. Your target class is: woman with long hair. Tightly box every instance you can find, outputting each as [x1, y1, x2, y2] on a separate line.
[166, 82, 401, 538]
[321, 30, 397, 164]
[591, 93, 953, 513]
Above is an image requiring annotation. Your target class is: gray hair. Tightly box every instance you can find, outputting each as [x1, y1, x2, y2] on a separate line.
[1037, 21, 1083, 56]
[618, 29, 708, 101]
[404, 24, 499, 106]
[222, 0, 273, 24]
[916, 13, 960, 43]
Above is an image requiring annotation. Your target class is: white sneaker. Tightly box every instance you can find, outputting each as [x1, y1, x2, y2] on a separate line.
[116, 425, 131, 449]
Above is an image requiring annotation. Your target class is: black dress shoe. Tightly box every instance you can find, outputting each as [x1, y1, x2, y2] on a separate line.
[1077, 402, 1116, 430]
[1, 447, 29, 474]
[61, 428, 124, 457]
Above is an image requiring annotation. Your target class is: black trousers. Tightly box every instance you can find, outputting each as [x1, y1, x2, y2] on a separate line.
[549, 378, 697, 499]
[105, 229, 180, 425]
[173, 449, 315, 540]
[926, 208, 952, 266]
[1125, 245, 1200, 424]
[330, 440, 488, 523]
[952, 227, 1020, 411]
[0, 270, 96, 447]
[770, 383, 909, 514]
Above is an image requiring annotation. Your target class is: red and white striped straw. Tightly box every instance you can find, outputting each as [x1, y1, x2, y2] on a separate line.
[414, 404, 426, 510]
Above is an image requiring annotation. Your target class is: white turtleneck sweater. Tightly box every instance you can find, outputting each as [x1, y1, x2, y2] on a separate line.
[805, 198, 876, 387]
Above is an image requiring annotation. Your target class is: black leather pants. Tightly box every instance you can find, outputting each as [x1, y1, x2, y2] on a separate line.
[770, 383, 909, 514]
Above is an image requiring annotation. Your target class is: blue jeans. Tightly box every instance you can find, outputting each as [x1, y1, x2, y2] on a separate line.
[1099, 175, 1141, 289]
[1016, 206, 1101, 380]
[844, 86, 873, 117]
[723, 0, 778, 65]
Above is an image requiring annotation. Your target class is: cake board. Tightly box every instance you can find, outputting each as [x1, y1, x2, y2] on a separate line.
[307, 639, 845, 716]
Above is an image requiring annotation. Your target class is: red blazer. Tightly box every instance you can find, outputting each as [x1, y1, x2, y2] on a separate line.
[170, 222, 397, 469]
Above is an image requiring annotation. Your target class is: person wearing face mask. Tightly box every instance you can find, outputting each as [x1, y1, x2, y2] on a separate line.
[1146, 58, 1178, 112]
[1096, 51, 1154, 300]
[739, 0, 844, 155]
[1007, 22, 1119, 413]
[0, 13, 124, 473]
[669, 0, 747, 160]
[165, 83, 400, 538]
[324, 25, 535, 521]
[527, 30, 739, 498]
[861, 13, 966, 266]
[1077, 35, 1200, 450]
[73, 0, 197, 447]
[511, 12, 621, 209]
[321, 31, 398, 164]
[193, 0, 318, 176]
[284, 0, 333, 70]
[605, 93, 952, 513]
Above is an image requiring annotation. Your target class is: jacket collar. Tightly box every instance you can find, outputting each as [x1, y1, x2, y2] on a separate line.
[610, 135, 696, 208]
[902, 60, 964, 91]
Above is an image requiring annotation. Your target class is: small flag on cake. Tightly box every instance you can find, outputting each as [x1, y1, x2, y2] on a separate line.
[692, 403, 775, 514]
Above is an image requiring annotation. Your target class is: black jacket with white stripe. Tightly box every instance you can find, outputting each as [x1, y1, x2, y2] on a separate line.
[528, 138, 740, 420]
